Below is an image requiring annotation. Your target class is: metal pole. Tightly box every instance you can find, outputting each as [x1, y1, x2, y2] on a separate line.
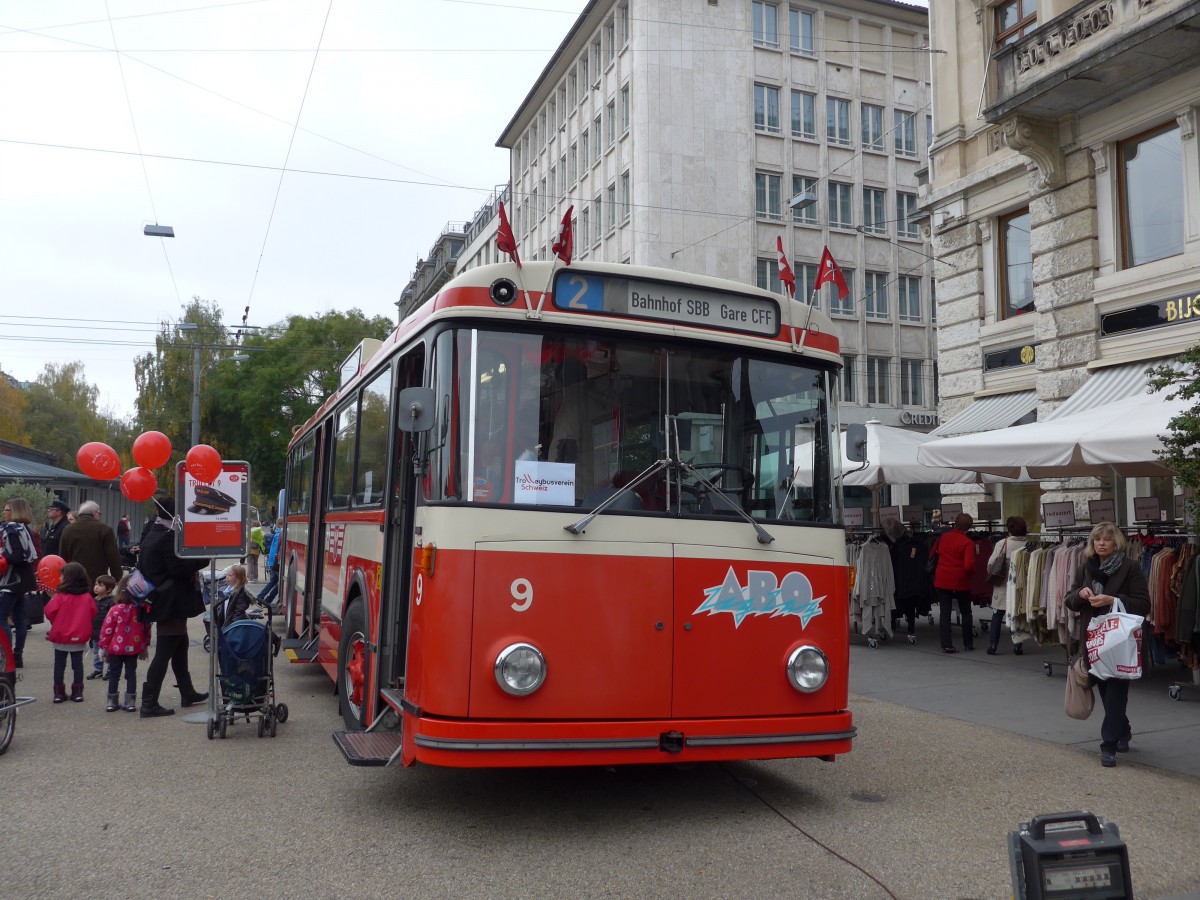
[191, 340, 201, 447]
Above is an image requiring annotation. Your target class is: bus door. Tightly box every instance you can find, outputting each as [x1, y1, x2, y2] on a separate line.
[305, 419, 333, 648]
[378, 347, 425, 699]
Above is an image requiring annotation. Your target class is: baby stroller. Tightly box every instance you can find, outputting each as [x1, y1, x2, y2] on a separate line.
[206, 604, 288, 740]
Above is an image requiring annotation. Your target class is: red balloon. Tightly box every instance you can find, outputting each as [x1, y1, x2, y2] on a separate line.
[37, 554, 66, 591]
[76, 442, 121, 480]
[120, 467, 158, 503]
[185, 444, 223, 483]
[132, 431, 172, 470]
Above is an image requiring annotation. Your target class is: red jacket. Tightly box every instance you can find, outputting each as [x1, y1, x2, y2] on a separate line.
[45, 590, 99, 646]
[98, 602, 151, 656]
[932, 528, 977, 591]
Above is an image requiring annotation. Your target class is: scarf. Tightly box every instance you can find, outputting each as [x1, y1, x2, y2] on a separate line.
[1085, 550, 1125, 592]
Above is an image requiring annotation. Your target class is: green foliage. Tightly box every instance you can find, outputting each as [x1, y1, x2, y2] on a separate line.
[22, 362, 111, 468]
[1147, 345, 1200, 520]
[0, 481, 57, 517]
[0, 377, 31, 445]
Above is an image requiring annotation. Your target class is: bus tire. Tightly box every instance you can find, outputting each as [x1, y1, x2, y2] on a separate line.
[337, 602, 369, 732]
[0, 678, 15, 756]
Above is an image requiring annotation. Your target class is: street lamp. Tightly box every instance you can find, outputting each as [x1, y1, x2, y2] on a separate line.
[789, 190, 817, 211]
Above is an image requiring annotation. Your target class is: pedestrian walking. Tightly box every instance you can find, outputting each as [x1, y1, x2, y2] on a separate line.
[45, 562, 98, 704]
[1063, 522, 1151, 767]
[87, 574, 117, 680]
[60, 500, 123, 584]
[137, 497, 209, 717]
[98, 574, 151, 712]
[40, 498, 70, 557]
[247, 524, 264, 581]
[116, 515, 131, 553]
[932, 512, 977, 653]
[1, 497, 39, 669]
[258, 519, 283, 612]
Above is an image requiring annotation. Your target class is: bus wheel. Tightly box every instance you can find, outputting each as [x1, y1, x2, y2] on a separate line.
[338, 602, 369, 731]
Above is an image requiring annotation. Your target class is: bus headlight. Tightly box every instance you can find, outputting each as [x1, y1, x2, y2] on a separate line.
[786, 645, 828, 693]
[494, 643, 547, 696]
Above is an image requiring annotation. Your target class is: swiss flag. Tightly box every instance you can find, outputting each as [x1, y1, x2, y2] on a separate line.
[552, 206, 574, 266]
[496, 201, 522, 268]
[776, 236, 796, 298]
[814, 245, 849, 300]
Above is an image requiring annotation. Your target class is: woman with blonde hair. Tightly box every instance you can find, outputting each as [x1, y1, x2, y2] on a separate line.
[1063, 522, 1150, 768]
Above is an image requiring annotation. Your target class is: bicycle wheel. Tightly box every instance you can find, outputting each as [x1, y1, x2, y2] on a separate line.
[0, 679, 16, 756]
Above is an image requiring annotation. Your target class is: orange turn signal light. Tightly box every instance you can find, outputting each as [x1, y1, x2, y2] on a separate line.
[418, 543, 437, 577]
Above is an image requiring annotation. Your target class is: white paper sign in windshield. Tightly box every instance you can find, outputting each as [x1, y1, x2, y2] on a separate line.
[553, 271, 779, 337]
[513, 461, 576, 506]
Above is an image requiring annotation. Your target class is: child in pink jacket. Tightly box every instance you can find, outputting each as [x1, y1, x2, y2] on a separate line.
[45, 562, 98, 704]
[98, 574, 152, 712]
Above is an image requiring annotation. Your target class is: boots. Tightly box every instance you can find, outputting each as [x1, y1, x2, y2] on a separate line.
[139, 681, 175, 718]
[52, 684, 68, 704]
[177, 674, 209, 708]
[70, 682, 84, 702]
[106, 694, 119, 712]
[123, 692, 137, 712]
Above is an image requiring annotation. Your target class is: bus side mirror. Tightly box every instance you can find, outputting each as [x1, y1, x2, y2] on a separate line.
[845, 424, 867, 463]
[397, 387, 436, 433]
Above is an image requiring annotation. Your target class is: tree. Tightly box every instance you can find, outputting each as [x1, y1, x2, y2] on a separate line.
[203, 309, 393, 506]
[23, 362, 109, 467]
[0, 481, 57, 519]
[0, 375, 31, 445]
[1148, 345, 1200, 520]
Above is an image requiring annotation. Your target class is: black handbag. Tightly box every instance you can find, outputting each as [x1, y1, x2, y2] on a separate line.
[23, 591, 47, 626]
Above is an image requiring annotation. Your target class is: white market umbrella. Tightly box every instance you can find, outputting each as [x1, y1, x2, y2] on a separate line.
[916, 389, 1187, 479]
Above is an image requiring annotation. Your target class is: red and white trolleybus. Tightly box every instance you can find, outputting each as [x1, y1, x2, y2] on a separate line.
[281, 259, 856, 767]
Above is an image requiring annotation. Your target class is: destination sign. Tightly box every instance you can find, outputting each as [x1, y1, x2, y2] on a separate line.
[552, 271, 780, 337]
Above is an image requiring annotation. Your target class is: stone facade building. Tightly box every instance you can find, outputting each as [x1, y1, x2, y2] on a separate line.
[924, 0, 1200, 527]
[493, 0, 938, 450]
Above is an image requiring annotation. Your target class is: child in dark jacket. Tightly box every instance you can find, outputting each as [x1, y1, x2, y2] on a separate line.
[99, 574, 152, 712]
[45, 562, 98, 704]
[88, 574, 117, 681]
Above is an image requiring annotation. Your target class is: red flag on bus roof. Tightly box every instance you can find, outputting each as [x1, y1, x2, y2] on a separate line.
[776, 235, 796, 298]
[496, 201, 522, 269]
[552, 206, 574, 266]
[814, 245, 849, 300]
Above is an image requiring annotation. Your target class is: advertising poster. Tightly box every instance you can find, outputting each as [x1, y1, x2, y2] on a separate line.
[174, 460, 251, 558]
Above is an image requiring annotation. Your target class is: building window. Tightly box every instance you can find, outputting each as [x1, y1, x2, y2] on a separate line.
[898, 276, 921, 322]
[581, 205, 590, 247]
[618, 2, 630, 45]
[591, 38, 602, 79]
[754, 83, 781, 134]
[861, 104, 884, 152]
[899, 359, 923, 406]
[606, 101, 616, 146]
[605, 16, 616, 63]
[621, 171, 631, 221]
[930, 279, 937, 324]
[797, 262, 818, 300]
[932, 361, 939, 403]
[827, 181, 852, 228]
[864, 271, 888, 318]
[792, 175, 817, 224]
[540, 111, 547, 144]
[592, 195, 602, 245]
[558, 85, 567, 123]
[581, 129, 590, 168]
[897, 192, 919, 238]
[620, 85, 630, 132]
[1119, 123, 1184, 268]
[831, 269, 854, 315]
[866, 356, 890, 404]
[894, 110, 917, 157]
[995, 0, 1037, 47]
[841, 355, 857, 402]
[580, 54, 589, 90]
[569, 143, 578, 184]
[791, 90, 816, 140]
[592, 116, 602, 160]
[753, 1, 779, 48]
[790, 8, 814, 55]
[569, 71, 578, 107]
[549, 166, 557, 200]
[827, 97, 851, 146]
[999, 208, 1034, 319]
[862, 188, 887, 235]
[548, 98, 557, 131]
[757, 257, 782, 293]
[756, 172, 783, 220]
[606, 183, 617, 229]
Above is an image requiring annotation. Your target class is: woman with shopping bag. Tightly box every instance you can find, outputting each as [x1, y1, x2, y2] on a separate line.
[1063, 522, 1150, 768]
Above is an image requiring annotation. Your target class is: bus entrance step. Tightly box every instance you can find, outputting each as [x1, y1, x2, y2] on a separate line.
[282, 638, 318, 664]
[332, 730, 404, 767]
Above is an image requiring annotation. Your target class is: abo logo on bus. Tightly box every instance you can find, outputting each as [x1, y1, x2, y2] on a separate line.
[694, 566, 825, 629]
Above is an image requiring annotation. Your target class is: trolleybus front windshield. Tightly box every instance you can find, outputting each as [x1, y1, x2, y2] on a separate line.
[429, 328, 838, 524]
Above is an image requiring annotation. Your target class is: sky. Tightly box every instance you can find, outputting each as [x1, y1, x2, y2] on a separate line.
[0, 0, 588, 419]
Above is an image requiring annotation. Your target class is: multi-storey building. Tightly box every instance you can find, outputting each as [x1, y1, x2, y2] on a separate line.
[494, 0, 938, 461]
[924, 0, 1200, 526]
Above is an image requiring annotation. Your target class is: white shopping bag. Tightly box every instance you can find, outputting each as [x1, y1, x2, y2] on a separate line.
[1085, 598, 1144, 680]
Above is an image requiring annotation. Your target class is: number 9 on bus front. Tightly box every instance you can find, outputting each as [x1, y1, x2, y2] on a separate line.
[510, 578, 533, 612]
